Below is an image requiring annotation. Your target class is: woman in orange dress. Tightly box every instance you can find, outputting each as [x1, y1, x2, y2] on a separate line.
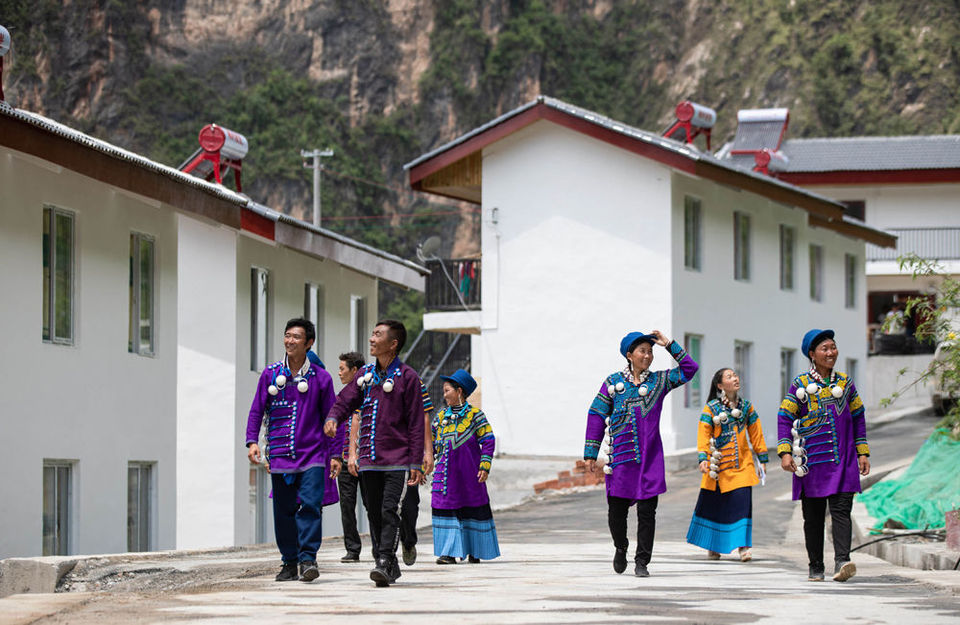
[685, 368, 768, 561]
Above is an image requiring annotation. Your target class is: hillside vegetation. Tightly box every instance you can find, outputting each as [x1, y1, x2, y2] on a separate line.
[3, 0, 959, 328]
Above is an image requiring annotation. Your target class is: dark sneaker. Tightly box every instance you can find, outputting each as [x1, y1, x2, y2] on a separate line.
[613, 547, 628, 574]
[370, 563, 392, 587]
[275, 562, 298, 582]
[467, 555, 480, 563]
[402, 543, 417, 566]
[833, 561, 857, 582]
[436, 555, 457, 565]
[634, 562, 650, 577]
[299, 561, 319, 582]
[808, 563, 825, 581]
[340, 552, 360, 563]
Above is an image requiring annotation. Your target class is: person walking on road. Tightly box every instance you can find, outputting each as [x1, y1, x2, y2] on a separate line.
[245, 318, 342, 583]
[324, 319, 424, 587]
[431, 369, 500, 565]
[333, 351, 368, 563]
[777, 329, 870, 583]
[398, 383, 435, 567]
[686, 368, 768, 561]
[584, 330, 699, 577]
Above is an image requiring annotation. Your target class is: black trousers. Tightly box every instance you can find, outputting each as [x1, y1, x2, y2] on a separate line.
[337, 471, 363, 555]
[360, 470, 408, 564]
[801, 492, 854, 566]
[399, 483, 420, 549]
[607, 495, 658, 566]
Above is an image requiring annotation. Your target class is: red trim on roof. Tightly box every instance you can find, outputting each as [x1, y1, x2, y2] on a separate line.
[409, 105, 548, 185]
[779, 169, 960, 185]
[408, 102, 699, 188]
[241, 208, 275, 241]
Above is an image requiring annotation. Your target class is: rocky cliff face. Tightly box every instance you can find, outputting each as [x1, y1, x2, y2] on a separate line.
[4, 0, 960, 260]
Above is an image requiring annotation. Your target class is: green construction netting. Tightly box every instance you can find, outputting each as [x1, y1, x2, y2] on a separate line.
[857, 428, 960, 530]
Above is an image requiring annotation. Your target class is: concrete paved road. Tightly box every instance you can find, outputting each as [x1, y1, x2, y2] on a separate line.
[3, 409, 957, 624]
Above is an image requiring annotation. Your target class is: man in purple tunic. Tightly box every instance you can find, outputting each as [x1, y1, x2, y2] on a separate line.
[584, 330, 699, 577]
[245, 318, 340, 583]
[324, 319, 424, 587]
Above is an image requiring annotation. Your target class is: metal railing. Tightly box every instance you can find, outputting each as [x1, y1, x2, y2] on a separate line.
[404, 330, 472, 405]
[424, 258, 481, 311]
[866, 227, 960, 262]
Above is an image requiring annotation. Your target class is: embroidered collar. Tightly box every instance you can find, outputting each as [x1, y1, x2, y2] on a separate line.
[623, 364, 651, 386]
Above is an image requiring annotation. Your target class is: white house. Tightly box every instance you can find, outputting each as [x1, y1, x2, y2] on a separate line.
[405, 96, 893, 457]
[0, 102, 426, 559]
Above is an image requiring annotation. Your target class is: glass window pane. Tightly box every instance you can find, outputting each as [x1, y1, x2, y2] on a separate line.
[139, 238, 154, 353]
[251, 268, 269, 371]
[42, 466, 56, 556]
[127, 466, 140, 551]
[54, 212, 74, 341]
[43, 209, 52, 341]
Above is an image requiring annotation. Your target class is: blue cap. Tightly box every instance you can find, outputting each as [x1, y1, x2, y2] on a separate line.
[620, 331, 656, 357]
[802, 329, 835, 357]
[439, 368, 477, 398]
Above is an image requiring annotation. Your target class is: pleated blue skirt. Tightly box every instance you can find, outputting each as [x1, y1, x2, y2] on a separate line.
[432, 504, 501, 560]
[686, 485, 752, 553]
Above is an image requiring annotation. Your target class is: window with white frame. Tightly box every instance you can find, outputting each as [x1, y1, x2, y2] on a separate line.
[251, 267, 270, 371]
[350, 296, 367, 353]
[683, 196, 702, 271]
[304, 283, 324, 356]
[42, 461, 73, 556]
[734, 212, 750, 281]
[780, 348, 796, 397]
[734, 341, 752, 399]
[809, 244, 824, 302]
[129, 233, 156, 355]
[780, 225, 795, 291]
[684, 334, 703, 408]
[127, 462, 154, 552]
[42, 206, 75, 344]
[844, 254, 857, 309]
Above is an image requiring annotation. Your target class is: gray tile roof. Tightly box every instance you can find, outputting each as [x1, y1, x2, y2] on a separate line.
[779, 135, 960, 172]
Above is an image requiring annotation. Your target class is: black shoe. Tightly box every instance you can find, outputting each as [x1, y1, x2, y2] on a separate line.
[388, 557, 402, 582]
[833, 560, 856, 582]
[340, 552, 360, 563]
[436, 555, 457, 565]
[402, 543, 417, 566]
[613, 548, 628, 574]
[808, 563, 825, 581]
[370, 563, 392, 587]
[299, 561, 319, 582]
[467, 555, 480, 564]
[634, 562, 649, 577]
[275, 562, 299, 582]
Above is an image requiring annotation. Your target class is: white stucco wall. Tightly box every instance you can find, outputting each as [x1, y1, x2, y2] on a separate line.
[0, 146, 177, 558]
[234, 234, 378, 545]
[671, 174, 869, 451]
[176, 215, 238, 549]
[477, 121, 674, 457]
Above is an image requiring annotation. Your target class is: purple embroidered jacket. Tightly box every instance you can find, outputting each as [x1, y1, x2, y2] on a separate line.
[245, 360, 342, 504]
[584, 341, 699, 501]
[431, 403, 495, 510]
[325, 357, 425, 472]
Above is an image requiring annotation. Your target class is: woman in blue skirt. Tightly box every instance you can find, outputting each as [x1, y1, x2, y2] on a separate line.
[686, 368, 768, 561]
[431, 369, 501, 564]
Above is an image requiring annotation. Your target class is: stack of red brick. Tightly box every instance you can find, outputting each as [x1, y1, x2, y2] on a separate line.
[533, 460, 605, 493]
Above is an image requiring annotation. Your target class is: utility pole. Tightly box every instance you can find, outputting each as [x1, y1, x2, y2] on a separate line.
[301, 148, 334, 227]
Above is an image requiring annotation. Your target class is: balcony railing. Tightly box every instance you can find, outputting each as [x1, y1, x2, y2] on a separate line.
[424, 258, 481, 311]
[866, 227, 960, 262]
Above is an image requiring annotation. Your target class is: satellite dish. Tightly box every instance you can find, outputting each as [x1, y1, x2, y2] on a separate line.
[0, 26, 10, 57]
[419, 235, 442, 258]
